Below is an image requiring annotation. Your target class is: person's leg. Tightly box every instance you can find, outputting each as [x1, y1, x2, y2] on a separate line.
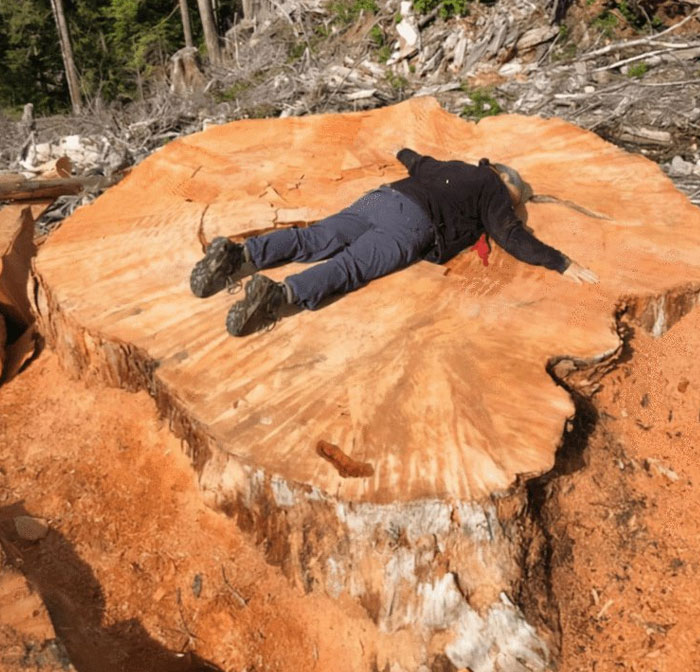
[244, 192, 384, 268]
[225, 187, 433, 336]
[193, 191, 383, 299]
[284, 188, 434, 310]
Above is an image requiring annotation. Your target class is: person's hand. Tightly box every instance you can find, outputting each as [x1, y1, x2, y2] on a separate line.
[563, 261, 599, 284]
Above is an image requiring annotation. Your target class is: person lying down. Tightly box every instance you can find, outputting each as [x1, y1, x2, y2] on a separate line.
[190, 149, 599, 337]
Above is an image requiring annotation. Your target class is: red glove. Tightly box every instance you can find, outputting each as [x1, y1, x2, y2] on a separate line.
[470, 233, 490, 267]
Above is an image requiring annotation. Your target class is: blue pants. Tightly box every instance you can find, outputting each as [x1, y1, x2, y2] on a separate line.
[245, 186, 434, 309]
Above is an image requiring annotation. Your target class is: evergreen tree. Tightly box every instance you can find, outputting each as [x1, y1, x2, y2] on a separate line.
[0, 0, 66, 113]
[0, 0, 241, 115]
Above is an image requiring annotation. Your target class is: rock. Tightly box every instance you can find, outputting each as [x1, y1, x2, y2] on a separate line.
[33, 97, 700, 671]
[13, 515, 49, 541]
[592, 70, 612, 85]
[670, 155, 694, 177]
[644, 458, 680, 482]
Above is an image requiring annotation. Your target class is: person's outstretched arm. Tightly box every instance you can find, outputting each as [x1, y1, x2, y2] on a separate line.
[483, 189, 598, 283]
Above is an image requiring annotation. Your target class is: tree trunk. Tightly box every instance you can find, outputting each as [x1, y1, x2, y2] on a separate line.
[179, 0, 194, 49]
[49, 0, 82, 115]
[195, 0, 221, 65]
[30, 97, 700, 670]
[241, 0, 273, 22]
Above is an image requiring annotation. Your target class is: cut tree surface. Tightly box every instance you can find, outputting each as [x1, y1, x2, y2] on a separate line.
[1, 203, 47, 329]
[31, 98, 700, 669]
[34, 97, 700, 504]
[0, 202, 50, 383]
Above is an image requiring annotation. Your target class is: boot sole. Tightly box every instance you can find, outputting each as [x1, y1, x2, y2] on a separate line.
[226, 275, 280, 337]
[190, 237, 242, 298]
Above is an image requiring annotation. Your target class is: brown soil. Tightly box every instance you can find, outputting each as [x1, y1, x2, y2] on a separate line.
[0, 353, 407, 672]
[547, 305, 700, 671]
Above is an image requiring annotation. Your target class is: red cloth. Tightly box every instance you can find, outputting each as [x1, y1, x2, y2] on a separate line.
[471, 233, 490, 266]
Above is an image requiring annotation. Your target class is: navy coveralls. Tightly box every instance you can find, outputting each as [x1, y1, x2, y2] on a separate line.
[244, 150, 569, 310]
[245, 185, 433, 310]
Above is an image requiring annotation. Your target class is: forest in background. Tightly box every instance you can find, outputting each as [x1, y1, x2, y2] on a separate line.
[0, 0, 240, 114]
[1, 0, 687, 117]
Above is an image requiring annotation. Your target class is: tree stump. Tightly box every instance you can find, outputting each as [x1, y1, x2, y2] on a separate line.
[31, 98, 700, 671]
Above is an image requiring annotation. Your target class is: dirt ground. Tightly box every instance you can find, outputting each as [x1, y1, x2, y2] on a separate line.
[548, 304, 700, 672]
[1, 305, 699, 672]
[0, 353, 394, 672]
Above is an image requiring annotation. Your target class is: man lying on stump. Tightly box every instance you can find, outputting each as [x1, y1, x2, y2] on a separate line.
[190, 149, 599, 336]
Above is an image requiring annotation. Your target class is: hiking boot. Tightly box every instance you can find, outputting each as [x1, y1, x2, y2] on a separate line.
[226, 274, 287, 337]
[190, 237, 245, 298]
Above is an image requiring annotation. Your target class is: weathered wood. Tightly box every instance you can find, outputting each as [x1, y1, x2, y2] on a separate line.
[32, 98, 700, 670]
[32, 157, 73, 179]
[0, 205, 42, 328]
[0, 175, 114, 202]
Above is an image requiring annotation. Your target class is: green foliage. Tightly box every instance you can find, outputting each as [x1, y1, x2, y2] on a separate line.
[368, 24, 392, 62]
[369, 25, 383, 45]
[627, 61, 648, 78]
[460, 86, 502, 120]
[214, 80, 252, 102]
[0, 0, 65, 113]
[288, 40, 307, 62]
[329, 0, 378, 25]
[412, 0, 471, 19]
[377, 45, 392, 63]
[0, 0, 207, 113]
[385, 72, 408, 91]
[592, 2, 667, 35]
[551, 42, 577, 62]
[591, 10, 618, 37]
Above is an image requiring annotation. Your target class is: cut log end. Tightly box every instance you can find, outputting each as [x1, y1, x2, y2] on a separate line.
[30, 97, 700, 670]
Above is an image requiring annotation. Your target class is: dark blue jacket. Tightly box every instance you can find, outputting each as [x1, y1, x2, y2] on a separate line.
[390, 149, 569, 272]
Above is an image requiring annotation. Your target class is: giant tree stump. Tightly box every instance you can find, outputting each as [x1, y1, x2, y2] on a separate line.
[32, 98, 700, 671]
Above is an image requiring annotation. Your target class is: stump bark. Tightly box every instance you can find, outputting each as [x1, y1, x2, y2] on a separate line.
[31, 98, 700, 671]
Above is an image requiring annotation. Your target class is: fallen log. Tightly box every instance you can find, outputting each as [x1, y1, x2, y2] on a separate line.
[0, 175, 117, 202]
[32, 98, 700, 671]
